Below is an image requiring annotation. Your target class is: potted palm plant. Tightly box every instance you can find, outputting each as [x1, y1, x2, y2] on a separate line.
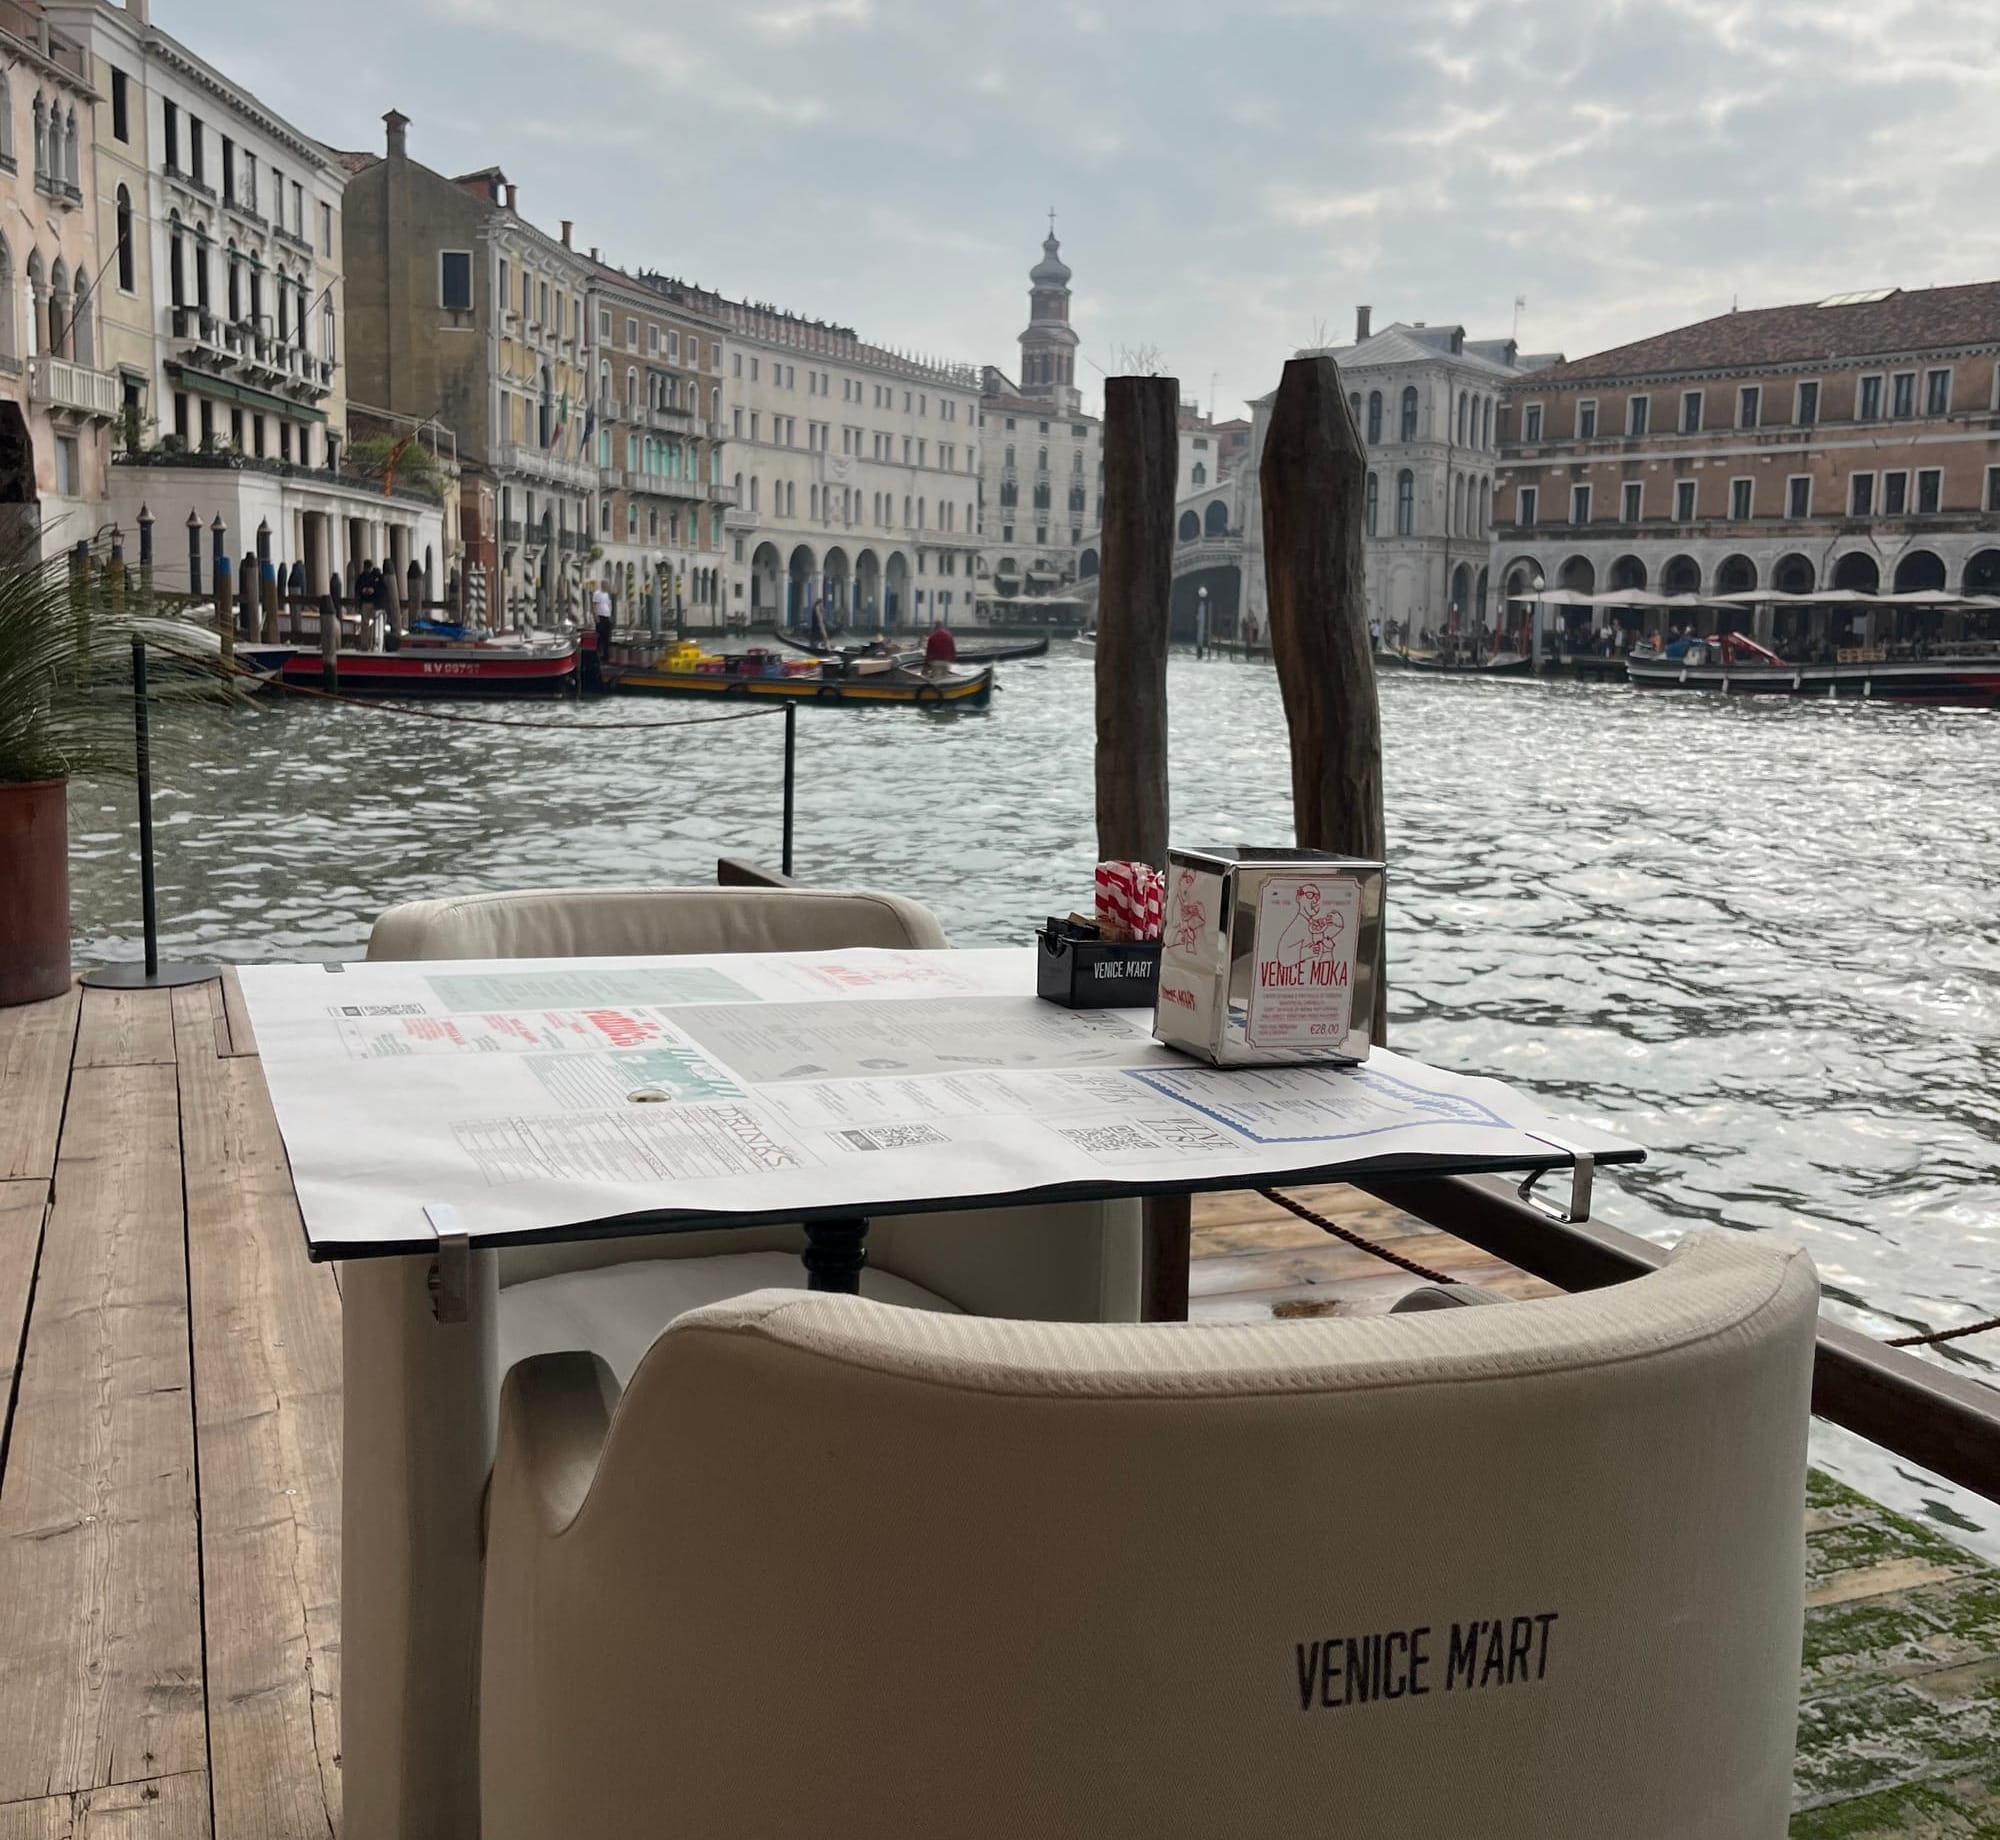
[0, 531, 231, 1005]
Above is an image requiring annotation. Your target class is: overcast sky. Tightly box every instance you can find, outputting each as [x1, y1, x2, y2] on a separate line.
[166, 0, 2000, 418]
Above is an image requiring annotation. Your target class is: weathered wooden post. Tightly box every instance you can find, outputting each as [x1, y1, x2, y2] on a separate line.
[1095, 373, 1182, 1318]
[211, 516, 232, 662]
[380, 557, 403, 651]
[238, 551, 257, 638]
[320, 574, 341, 690]
[258, 520, 280, 643]
[106, 527, 127, 623]
[1095, 375, 1178, 871]
[136, 505, 154, 605]
[1260, 353, 1388, 1044]
[187, 509, 203, 598]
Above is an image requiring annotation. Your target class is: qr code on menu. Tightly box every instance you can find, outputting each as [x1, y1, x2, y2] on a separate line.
[334, 1002, 428, 1017]
[833, 1124, 950, 1153]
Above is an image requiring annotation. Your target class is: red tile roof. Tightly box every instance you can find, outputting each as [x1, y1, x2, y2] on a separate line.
[332, 149, 379, 174]
[1526, 280, 2000, 386]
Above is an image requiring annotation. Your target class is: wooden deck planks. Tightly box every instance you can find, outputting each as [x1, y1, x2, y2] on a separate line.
[0, 985, 79, 1182]
[0, 1062, 205, 1806]
[172, 985, 342, 1840]
[0, 1771, 211, 1839]
[72, 991, 179, 1072]
[215, 971, 259, 1061]
[0, 1183, 49, 1461]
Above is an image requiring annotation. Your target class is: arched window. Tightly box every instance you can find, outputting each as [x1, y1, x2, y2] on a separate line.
[70, 273, 91, 365]
[1205, 499, 1229, 537]
[47, 257, 68, 357]
[1457, 390, 1468, 445]
[1179, 509, 1200, 542]
[0, 237, 13, 364]
[1395, 468, 1415, 535]
[1037, 446, 1048, 471]
[31, 94, 46, 183]
[538, 365, 552, 447]
[0, 82, 14, 170]
[1366, 391, 1382, 444]
[1452, 476, 1464, 534]
[1191, 462, 1206, 486]
[1482, 398, 1493, 448]
[1365, 472, 1378, 536]
[276, 271, 289, 342]
[63, 108, 77, 189]
[625, 365, 637, 408]
[115, 186, 134, 292]
[248, 259, 262, 328]
[24, 249, 42, 358]
[168, 213, 185, 309]
[226, 242, 241, 321]
[1480, 477, 1492, 534]
[1004, 445, 1015, 469]
[1073, 450, 1083, 473]
[322, 301, 335, 360]
[1400, 385, 1419, 441]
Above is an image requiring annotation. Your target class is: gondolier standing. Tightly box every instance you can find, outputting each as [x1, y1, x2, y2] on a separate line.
[923, 622, 957, 674]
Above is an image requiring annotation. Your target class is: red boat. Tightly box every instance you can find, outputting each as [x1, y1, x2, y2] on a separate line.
[280, 631, 580, 697]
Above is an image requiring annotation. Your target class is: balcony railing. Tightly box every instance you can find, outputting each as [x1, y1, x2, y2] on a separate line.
[501, 518, 525, 543]
[647, 403, 695, 434]
[494, 440, 595, 492]
[29, 355, 119, 419]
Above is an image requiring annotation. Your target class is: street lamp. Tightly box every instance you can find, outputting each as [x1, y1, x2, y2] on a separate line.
[1196, 584, 1210, 658]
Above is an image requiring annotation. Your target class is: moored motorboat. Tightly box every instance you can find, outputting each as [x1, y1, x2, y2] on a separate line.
[610, 642, 993, 708]
[278, 629, 581, 697]
[1626, 632, 2000, 704]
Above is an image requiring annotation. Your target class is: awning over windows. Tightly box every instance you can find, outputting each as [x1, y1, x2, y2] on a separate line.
[164, 361, 327, 426]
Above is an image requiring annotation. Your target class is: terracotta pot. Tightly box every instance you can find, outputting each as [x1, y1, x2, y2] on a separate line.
[0, 778, 70, 1007]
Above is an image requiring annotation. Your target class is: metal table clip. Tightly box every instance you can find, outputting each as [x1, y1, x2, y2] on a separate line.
[1518, 1132, 1596, 1226]
[424, 1203, 471, 1324]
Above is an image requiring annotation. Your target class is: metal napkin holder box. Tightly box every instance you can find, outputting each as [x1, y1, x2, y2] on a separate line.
[1153, 847, 1386, 1067]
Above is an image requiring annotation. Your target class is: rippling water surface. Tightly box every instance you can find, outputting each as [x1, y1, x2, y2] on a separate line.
[68, 645, 2000, 1546]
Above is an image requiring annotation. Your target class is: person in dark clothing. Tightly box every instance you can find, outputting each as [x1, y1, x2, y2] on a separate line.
[923, 623, 957, 668]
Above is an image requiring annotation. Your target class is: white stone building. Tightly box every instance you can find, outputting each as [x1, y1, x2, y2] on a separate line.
[678, 290, 979, 630]
[50, 0, 442, 597]
[1238, 309, 1556, 640]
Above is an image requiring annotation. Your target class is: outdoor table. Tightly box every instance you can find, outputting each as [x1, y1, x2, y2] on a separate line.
[238, 945, 1640, 1840]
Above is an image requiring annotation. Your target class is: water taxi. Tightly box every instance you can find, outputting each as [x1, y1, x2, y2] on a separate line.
[610, 642, 994, 709]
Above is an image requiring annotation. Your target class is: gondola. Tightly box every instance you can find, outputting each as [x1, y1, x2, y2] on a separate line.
[771, 630, 1050, 665]
[1391, 650, 1533, 677]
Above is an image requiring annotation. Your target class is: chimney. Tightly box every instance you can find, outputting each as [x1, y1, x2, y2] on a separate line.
[560, 220, 572, 249]
[127, 0, 149, 23]
[383, 109, 409, 160]
[590, 246, 600, 263]
[1355, 304, 1372, 342]
[504, 182, 517, 212]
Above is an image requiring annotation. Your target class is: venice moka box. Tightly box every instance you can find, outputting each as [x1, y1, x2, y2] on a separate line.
[1153, 847, 1385, 1067]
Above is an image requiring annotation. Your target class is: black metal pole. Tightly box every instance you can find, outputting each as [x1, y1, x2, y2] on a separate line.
[781, 701, 796, 878]
[131, 638, 159, 978]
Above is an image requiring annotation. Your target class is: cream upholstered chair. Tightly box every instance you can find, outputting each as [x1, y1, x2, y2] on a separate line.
[365, 886, 1144, 1365]
[481, 1232, 1818, 1840]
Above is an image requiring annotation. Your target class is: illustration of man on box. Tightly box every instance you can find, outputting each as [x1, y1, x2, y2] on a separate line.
[1168, 868, 1207, 952]
[1274, 882, 1347, 969]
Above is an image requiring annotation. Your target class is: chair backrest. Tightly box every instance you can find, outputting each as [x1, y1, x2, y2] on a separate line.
[482, 1232, 1818, 1840]
[365, 884, 946, 961]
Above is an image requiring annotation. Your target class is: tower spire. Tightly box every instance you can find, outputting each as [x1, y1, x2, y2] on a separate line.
[1020, 218, 1079, 409]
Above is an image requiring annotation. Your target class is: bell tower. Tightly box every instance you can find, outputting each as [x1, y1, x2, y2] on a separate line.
[1018, 210, 1080, 414]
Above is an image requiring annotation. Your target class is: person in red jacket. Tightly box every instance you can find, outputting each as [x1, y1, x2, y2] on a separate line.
[923, 623, 957, 669]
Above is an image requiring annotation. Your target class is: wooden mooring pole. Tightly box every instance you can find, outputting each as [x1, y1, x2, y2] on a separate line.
[1095, 374, 1185, 1318]
[1261, 354, 1388, 1044]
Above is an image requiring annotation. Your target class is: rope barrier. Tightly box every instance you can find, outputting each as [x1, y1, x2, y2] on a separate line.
[1889, 1316, 2000, 1349]
[1257, 1187, 1459, 1287]
[236, 663, 790, 733]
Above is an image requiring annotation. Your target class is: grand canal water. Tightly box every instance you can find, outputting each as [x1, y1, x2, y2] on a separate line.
[67, 645, 2000, 1547]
